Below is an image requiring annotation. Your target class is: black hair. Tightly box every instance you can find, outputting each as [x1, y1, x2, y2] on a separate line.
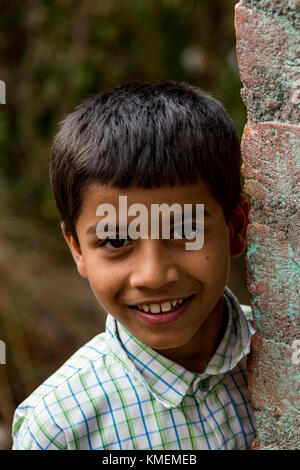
[49, 80, 242, 242]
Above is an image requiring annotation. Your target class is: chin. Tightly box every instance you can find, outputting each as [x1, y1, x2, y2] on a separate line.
[146, 335, 190, 352]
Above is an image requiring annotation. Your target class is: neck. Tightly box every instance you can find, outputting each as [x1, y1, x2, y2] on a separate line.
[155, 295, 227, 373]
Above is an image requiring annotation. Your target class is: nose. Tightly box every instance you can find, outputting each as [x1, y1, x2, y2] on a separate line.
[129, 240, 180, 290]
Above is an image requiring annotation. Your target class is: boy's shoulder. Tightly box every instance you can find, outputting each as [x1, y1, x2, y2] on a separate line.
[224, 286, 255, 330]
[240, 304, 254, 323]
[240, 303, 257, 338]
[12, 328, 112, 438]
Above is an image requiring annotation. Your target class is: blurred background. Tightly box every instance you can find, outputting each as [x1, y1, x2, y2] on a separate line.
[0, 0, 250, 449]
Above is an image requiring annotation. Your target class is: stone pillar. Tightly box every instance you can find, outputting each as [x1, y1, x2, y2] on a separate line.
[235, 0, 300, 450]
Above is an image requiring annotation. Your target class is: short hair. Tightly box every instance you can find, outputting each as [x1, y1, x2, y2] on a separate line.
[49, 81, 242, 242]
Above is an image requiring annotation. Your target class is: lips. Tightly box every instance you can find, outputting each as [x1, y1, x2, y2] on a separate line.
[129, 294, 195, 326]
[129, 295, 191, 314]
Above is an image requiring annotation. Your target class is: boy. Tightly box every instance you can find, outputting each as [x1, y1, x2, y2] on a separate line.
[12, 81, 256, 450]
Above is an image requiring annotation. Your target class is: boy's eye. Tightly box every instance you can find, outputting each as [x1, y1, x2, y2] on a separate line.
[96, 224, 203, 248]
[104, 238, 131, 249]
[97, 233, 131, 250]
[171, 224, 202, 239]
[171, 226, 183, 238]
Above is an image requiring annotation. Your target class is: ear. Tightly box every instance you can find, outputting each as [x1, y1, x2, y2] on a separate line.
[229, 193, 250, 257]
[61, 222, 88, 278]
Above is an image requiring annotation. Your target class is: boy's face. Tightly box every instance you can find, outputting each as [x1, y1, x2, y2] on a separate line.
[62, 181, 249, 367]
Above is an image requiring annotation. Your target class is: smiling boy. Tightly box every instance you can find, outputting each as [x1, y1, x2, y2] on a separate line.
[12, 81, 256, 450]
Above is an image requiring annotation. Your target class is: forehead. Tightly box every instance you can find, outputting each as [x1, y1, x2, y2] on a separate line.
[80, 181, 218, 211]
[76, 182, 224, 236]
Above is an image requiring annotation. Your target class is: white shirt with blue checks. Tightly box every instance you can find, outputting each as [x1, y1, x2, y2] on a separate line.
[12, 286, 257, 450]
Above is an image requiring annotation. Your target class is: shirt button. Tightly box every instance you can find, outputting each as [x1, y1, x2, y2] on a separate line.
[199, 378, 210, 392]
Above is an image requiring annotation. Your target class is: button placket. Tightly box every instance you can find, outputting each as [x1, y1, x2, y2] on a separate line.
[199, 378, 210, 392]
[193, 376, 211, 402]
[192, 377, 201, 394]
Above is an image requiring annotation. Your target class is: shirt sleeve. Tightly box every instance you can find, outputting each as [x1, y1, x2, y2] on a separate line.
[12, 402, 67, 450]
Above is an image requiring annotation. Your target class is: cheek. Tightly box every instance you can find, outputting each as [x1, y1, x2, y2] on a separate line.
[207, 237, 230, 283]
[85, 256, 127, 302]
[188, 234, 230, 281]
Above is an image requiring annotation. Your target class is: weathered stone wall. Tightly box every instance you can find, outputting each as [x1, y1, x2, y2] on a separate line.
[235, 0, 300, 450]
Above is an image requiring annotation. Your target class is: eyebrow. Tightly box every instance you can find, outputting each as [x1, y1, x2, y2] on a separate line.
[86, 207, 210, 235]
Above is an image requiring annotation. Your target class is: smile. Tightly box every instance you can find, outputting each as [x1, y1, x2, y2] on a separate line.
[129, 294, 195, 325]
[134, 297, 188, 314]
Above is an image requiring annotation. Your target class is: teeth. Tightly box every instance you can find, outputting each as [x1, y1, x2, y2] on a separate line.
[149, 304, 160, 313]
[161, 301, 172, 312]
[137, 298, 185, 313]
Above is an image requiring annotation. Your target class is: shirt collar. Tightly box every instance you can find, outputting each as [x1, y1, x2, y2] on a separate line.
[105, 286, 256, 409]
[204, 287, 256, 375]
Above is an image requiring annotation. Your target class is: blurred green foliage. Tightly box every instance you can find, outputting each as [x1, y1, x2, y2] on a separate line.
[0, 0, 246, 239]
[0, 1, 250, 448]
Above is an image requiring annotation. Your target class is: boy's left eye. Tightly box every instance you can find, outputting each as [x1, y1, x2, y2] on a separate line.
[96, 224, 203, 249]
[98, 235, 131, 250]
[171, 224, 201, 239]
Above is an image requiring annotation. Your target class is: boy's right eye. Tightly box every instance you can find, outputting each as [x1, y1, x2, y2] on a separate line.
[170, 223, 200, 239]
[97, 235, 131, 250]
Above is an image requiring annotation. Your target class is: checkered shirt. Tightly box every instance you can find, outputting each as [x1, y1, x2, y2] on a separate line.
[12, 287, 256, 450]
